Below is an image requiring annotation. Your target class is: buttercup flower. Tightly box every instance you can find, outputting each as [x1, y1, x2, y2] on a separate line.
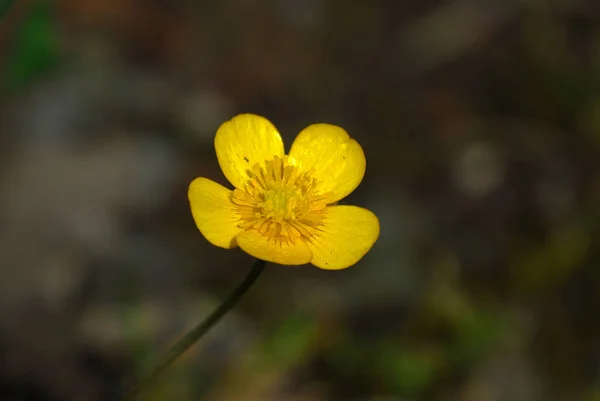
[188, 114, 379, 269]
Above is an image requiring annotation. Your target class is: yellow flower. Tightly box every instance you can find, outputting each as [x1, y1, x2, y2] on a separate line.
[188, 114, 379, 270]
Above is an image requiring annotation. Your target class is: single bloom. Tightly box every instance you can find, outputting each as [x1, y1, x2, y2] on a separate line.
[188, 114, 379, 270]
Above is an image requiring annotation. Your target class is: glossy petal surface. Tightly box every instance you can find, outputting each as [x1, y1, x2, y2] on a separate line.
[289, 124, 366, 202]
[188, 177, 242, 249]
[237, 230, 312, 265]
[215, 114, 284, 189]
[307, 205, 379, 270]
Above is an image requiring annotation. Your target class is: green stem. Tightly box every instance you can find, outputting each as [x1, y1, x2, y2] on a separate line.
[125, 258, 267, 400]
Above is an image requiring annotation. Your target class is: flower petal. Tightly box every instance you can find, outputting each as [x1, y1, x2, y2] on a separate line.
[188, 177, 243, 249]
[307, 205, 379, 270]
[289, 124, 366, 202]
[236, 230, 312, 265]
[215, 114, 285, 189]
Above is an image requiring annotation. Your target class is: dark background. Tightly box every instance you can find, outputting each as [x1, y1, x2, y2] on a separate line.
[0, 0, 599, 400]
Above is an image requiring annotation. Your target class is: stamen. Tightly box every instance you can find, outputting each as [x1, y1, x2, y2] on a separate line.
[232, 156, 330, 244]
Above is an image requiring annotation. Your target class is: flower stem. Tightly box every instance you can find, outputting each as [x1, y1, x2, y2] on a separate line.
[125, 258, 267, 400]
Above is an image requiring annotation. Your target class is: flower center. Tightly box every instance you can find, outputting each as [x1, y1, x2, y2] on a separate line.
[232, 155, 331, 242]
[260, 185, 303, 221]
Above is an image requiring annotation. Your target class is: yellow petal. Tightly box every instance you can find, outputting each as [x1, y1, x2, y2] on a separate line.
[307, 205, 379, 270]
[236, 230, 312, 265]
[215, 114, 285, 189]
[188, 177, 243, 249]
[289, 124, 366, 203]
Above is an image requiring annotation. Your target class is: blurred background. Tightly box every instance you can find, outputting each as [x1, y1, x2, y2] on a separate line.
[1, 0, 600, 400]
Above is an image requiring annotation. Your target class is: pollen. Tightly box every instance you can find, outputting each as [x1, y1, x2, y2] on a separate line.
[231, 155, 331, 243]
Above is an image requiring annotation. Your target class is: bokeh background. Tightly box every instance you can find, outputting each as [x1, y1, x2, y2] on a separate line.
[1, 0, 600, 400]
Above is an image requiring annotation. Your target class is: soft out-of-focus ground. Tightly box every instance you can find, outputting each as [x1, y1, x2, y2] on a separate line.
[1, 0, 599, 400]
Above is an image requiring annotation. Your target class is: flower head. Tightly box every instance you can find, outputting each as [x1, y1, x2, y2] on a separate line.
[188, 114, 379, 269]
